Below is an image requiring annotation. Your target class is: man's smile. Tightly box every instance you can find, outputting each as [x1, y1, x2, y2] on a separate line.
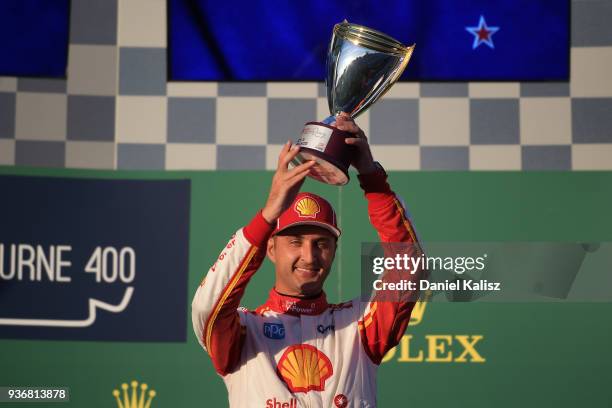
[294, 266, 322, 278]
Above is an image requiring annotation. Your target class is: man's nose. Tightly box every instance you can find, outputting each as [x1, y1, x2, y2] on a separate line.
[300, 242, 318, 264]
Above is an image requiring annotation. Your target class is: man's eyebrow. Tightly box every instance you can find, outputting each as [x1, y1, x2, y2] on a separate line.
[286, 235, 332, 240]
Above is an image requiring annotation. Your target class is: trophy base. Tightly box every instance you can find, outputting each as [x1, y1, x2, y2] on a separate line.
[292, 122, 355, 186]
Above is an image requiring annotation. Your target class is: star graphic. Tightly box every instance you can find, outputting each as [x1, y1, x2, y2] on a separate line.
[465, 15, 499, 49]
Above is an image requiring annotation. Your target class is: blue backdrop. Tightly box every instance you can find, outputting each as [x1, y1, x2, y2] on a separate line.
[0, 0, 69, 77]
[169, 0, 569, 81]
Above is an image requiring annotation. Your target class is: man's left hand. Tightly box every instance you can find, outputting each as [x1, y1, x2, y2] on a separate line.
[334, 112, 378, 175]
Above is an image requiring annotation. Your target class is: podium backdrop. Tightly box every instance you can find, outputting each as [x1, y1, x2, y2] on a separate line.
[1, 167, 611, 407]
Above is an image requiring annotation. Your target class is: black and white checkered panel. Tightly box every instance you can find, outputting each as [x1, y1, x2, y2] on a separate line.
[0, 0, 611, 171]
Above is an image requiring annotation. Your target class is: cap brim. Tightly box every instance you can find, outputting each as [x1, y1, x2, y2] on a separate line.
[273, 221, 341, 238]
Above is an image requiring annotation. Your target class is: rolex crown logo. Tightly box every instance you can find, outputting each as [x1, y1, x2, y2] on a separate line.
[113, 380, 156, 408]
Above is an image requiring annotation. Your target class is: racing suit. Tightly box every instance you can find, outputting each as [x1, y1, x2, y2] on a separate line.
[192, 169, 421, 408]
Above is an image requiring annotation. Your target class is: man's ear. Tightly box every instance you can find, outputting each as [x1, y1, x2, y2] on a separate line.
[267, 237, 276, 263]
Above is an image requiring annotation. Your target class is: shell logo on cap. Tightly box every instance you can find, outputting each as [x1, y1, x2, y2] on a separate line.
[277, 344, 333, 393]
[294, 196, 320, 218]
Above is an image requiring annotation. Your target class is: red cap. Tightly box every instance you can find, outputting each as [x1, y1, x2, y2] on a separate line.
[272, 192, 341, 238]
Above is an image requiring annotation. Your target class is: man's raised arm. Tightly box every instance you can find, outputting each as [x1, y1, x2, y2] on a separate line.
[191, 141, 315, 375]
[356, 166, 424, 361]
[334, 114, 423, 365]
[191, 211, 273, 376]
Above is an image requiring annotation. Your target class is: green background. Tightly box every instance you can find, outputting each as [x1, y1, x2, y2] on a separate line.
[1, 167, 611, 407]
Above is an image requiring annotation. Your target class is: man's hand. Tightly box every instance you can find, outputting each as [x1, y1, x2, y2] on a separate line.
[334, 112, 378, 175]
[261, 141, 316, 224]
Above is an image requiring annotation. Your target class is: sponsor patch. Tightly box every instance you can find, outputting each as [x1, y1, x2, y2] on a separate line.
[334, 394, 348, 408]
[277, 344, 333, 393]
[266, 397, 298, 408]
[263, 322, 285, 339]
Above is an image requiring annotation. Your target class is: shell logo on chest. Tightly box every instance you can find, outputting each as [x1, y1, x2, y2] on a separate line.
[276, 344, 333, 393]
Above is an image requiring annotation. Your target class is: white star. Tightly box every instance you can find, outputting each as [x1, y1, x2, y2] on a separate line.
[465, 15, 500, 49]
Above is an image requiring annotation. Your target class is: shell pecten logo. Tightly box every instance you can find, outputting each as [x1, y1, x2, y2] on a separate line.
[277, 344, 333, 393]
[294, 197, 320, 218]
[112, 380, 156, 408]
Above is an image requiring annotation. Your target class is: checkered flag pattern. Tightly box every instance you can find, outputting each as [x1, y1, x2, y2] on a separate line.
[0, 0, 611, 171]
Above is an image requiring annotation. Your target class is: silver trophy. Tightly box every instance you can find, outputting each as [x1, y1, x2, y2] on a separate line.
[293, 21, 415, 185]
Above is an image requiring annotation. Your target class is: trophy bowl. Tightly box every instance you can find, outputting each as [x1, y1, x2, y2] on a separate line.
[292, 21, 415, 185]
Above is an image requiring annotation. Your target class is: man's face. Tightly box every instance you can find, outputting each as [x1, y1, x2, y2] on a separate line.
[267, 225, 337, 297]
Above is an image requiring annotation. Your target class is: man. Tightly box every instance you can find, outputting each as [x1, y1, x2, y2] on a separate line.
[192, 114, 422, 407]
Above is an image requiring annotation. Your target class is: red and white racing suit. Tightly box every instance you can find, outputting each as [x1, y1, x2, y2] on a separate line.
[192, 170, 421, 408]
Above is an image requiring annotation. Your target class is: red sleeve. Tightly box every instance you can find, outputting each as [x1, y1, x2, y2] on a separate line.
[357, 168, 424, 365]
[191, 210, 274, 375]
